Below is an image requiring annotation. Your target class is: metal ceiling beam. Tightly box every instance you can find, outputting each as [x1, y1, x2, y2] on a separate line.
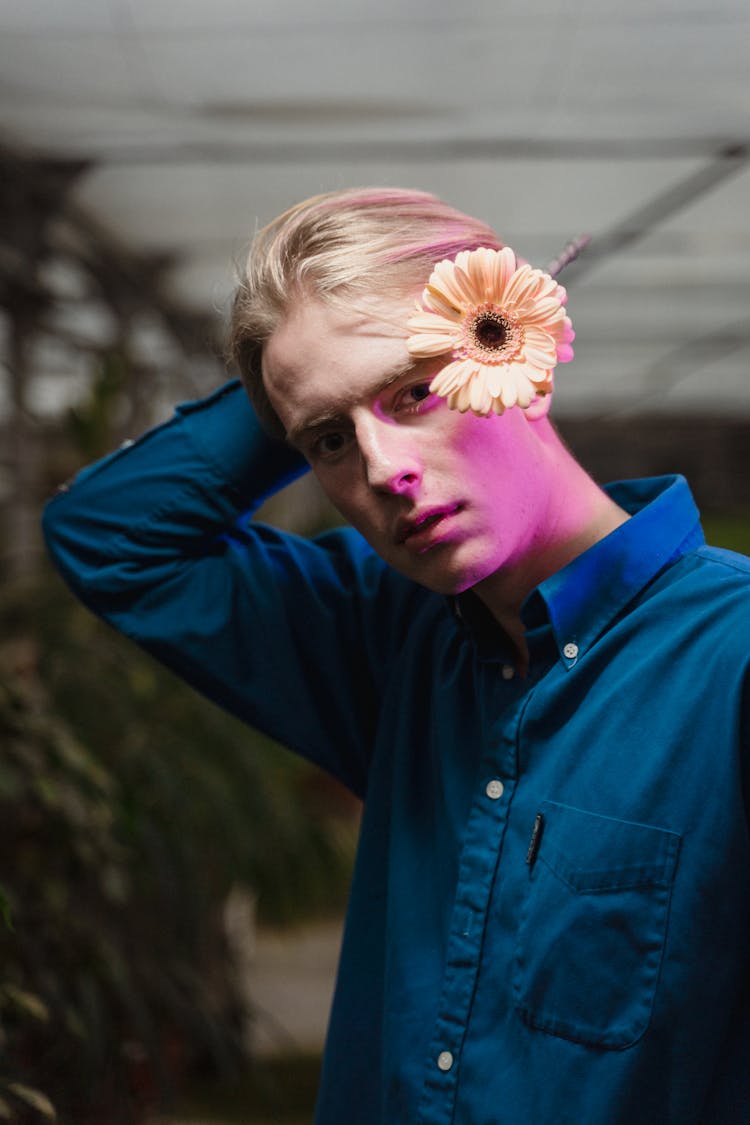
[77, 135, 749, 166]
[560, 144, 749, 285]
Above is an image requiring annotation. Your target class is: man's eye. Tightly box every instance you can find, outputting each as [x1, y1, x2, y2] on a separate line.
[395, 381, 437, 413]
[409, 383, 432, 403]
[396, 382, 434, 413]
[313, 431, 347, 458]
[387, 381, 435, 417]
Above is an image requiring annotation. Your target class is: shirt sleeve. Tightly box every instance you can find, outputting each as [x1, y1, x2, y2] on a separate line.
[42, 379, 420, 798]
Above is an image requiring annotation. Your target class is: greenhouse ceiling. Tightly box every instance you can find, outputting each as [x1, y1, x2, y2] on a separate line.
[1, 0, 748, 417]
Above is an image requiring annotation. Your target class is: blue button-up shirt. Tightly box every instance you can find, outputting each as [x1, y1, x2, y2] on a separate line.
[43, 381, 750, 1124]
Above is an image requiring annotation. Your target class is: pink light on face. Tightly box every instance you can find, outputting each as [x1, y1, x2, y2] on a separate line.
[263, 295, 573, 594]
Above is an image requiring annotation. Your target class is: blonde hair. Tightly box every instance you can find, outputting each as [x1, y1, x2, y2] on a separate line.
[228, 187, 503, 436]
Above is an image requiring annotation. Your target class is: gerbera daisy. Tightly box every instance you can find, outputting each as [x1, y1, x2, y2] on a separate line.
[406, 246, 575, 416]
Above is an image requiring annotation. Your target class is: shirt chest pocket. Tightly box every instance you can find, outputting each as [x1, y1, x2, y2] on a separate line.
[512, 801, 681, 1050]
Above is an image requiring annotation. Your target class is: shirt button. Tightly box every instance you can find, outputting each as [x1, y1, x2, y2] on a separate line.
[501, 664, 515, 680]
[437, 1051, 454, 1072]
[563, 642, 579, 660]
[485, 779, 504, 800]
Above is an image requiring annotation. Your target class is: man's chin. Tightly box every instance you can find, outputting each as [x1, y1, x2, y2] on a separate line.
[389, 557, 476, 599]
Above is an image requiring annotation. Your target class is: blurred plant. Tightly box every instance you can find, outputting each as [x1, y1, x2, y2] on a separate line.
[0, 575, 357, 1123]
[65, 352, 131, 464]
[0, 340, 358, 1122]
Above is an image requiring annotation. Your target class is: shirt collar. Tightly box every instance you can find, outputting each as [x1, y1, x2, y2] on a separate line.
[452, 475, 704, 667]
[535, 475, 704, 667]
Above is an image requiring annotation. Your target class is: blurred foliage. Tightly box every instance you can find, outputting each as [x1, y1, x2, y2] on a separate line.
[0, 575, 358, 1123]
[701, 512, 750, 557]
[157, 1052, 323, 1124]
[1, 353, 358, 1123]
[65, 352, 132, 464]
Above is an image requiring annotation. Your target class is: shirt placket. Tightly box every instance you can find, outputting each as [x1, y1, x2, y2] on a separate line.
[416, 664, 531, 1125]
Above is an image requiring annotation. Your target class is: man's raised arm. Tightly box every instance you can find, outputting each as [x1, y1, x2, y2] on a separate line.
[42, 379, 405, 796]
[43, 380, 305, 601]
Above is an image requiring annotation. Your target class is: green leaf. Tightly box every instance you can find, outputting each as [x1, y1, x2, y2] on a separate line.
[3, 985, 49, 1023]
[6, 1085, 56, 1119]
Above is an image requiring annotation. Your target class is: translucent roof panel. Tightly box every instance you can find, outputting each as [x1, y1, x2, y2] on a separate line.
[1, 0, 748, 416]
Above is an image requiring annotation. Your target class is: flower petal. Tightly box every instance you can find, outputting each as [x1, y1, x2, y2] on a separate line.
[524, 324, 556, 347]
[420, 286, 463, 320]
[452, 261, 484, 307]
[468, 246, 508, 303]
[522, 328, 558, 369]
[406, 310, 456, 333]
[522, 364, 554, 392]
[518, 297, 565, 324]
[469, 373, 492, 415]
[485, 364, 508, 398]
[453, 382, 475, 413]
[407, 334, 457, 358]
[428, 257, 477, 309]
[430, 359, 474, 396]
[523, 347, 557, 371]
[502, 264, 539, 309]
[492, 247, 518, 297]
[500, 378, 521, 409]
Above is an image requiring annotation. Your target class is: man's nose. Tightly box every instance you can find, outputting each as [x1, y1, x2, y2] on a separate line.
[356, 415, 422, 495]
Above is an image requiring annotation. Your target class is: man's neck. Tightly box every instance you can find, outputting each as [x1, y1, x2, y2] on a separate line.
[472, 456, 630, 675]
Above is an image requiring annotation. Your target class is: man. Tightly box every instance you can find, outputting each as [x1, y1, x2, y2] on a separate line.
[44, 188, 750, 1124]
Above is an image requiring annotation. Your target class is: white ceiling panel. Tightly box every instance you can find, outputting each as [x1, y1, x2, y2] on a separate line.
[0, 0, 747, 417]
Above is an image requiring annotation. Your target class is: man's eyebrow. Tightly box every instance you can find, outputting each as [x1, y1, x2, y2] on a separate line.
[285, 362, 417, 448]
[286, 410, 348, 449]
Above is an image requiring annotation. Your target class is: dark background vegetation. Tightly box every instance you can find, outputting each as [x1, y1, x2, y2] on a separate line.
[1, 345, 358, 1122]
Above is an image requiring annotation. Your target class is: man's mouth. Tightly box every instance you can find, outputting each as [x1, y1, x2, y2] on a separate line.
[395, 505, 462, 545]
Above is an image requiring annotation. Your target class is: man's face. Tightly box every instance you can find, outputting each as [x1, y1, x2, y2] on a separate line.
[262, 295, 553, 598]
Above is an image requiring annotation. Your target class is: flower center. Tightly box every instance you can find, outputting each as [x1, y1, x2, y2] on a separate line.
[475, 313, 508, 348]
[461, 304, 523, 365]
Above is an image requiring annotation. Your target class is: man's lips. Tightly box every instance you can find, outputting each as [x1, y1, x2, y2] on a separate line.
[394, 505, 463, 545]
